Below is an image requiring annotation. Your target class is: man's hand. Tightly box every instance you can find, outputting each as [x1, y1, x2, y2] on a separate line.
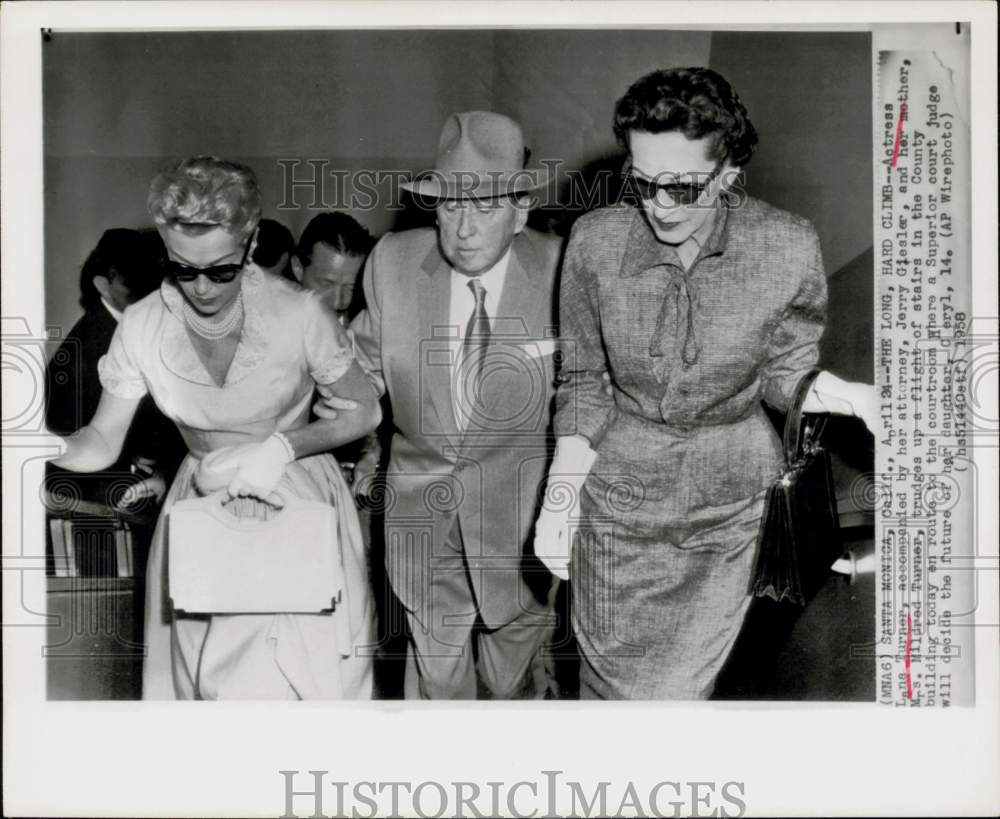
[351, 443, 382, 497]
[313, 383, 359, 420]
[115, 472, 167, 512]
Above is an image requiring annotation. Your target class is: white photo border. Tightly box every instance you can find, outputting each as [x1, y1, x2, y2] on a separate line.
[3, 2, 997, 817]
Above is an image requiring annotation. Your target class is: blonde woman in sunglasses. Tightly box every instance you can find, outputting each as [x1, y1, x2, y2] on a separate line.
[52, 156, 379, 700]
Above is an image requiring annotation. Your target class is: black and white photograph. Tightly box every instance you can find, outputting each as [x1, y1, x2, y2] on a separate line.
[2, 2, 997, 817]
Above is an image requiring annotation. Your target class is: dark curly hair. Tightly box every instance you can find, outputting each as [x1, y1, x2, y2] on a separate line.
[253, 218, 296, 268]
[613, 67, 759, 168]
[78, 228, 164, 311]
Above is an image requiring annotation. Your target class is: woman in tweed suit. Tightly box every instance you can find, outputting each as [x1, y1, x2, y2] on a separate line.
[534, 68, 875, 699]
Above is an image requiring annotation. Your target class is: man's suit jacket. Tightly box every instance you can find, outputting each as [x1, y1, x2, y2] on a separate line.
[351, 226, 563, 627]
[45, 306, 185, 506]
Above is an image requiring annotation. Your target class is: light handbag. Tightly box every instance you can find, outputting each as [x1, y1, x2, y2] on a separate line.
[748, 369, 841, 606]
[168, 491, 342, 614]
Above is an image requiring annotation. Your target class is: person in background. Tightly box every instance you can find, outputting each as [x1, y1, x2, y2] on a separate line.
[252, 218, 297, 281]
[292, 211, 379, 489]
[45, 228, 184, 510]
[534, 67, 876, 699]
[292, 211, 374, 326]
[50, 156, 381, 700]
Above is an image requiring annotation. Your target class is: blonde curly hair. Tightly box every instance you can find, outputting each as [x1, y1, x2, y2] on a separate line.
[148, 156, 262, 237]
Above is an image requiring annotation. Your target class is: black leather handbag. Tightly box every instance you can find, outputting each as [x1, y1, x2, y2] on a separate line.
[748, 369, 841, 606]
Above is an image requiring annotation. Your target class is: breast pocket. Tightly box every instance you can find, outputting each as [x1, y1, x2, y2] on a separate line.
[477, 341, 555, 434]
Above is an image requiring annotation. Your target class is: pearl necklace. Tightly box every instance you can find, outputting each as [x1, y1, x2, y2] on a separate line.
[182, 296, 244, 340]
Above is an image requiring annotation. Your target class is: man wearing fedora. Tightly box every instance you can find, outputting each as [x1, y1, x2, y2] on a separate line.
[323, 111, 563, 699]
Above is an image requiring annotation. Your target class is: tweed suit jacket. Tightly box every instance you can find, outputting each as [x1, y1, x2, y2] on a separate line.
[350, 226, 563, 626]
[554, 196, 828, 529]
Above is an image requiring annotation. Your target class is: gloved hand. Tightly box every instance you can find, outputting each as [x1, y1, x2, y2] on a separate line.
[533, 435, 598, 581]
[195, 434, 295, 505]
[801, 370, 877, 435]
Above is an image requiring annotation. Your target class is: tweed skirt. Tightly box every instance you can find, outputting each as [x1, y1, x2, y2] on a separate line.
[569, 407, 778, 699]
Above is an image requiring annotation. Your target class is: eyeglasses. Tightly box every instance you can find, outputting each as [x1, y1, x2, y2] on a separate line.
[623, 161, 725, 207]
[162, 233, 253, 283]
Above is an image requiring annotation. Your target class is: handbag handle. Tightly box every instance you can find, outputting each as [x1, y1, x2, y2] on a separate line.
[195, 490, 303, 531]
[782, 368, 826, 464]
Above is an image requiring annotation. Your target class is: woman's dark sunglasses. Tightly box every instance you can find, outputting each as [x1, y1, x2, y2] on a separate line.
[162, 233, 253, 283]
[623, 161, 724, 206]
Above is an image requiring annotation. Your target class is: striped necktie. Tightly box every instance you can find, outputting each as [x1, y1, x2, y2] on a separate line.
[455, 278, 490, 429]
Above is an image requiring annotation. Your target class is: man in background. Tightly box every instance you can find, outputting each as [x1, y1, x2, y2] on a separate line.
[46, 228, 184, 509]
[45, 228, 185, 590]
[292, 211, 374, 325]
[252, 218, 297, 281]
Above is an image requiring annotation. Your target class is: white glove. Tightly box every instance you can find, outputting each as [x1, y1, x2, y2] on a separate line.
[533, 435, 598, 581]
[801, 370, 877, 436]
[196, 434, 295, 504]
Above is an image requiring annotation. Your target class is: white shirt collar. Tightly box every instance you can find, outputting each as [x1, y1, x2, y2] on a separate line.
[101, 297, 124, 323]
[447, 245, 514, 358]
[450, 246, 513, 297]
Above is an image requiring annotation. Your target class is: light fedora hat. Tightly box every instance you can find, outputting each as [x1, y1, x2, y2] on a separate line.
[401, 111, 550, 200]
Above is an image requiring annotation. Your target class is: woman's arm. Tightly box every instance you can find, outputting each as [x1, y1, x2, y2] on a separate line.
[759, 226, 876, 434]
[761, 226, 827, 410]
[203, 362, 381, 501]
[802, 370, 877, 434]
[208, 293, 382, 501]
[552, 216, 615, 446]
[51, 390, 142, 472]
[533, 218, 613, 580]
[283, 360, 382, 459]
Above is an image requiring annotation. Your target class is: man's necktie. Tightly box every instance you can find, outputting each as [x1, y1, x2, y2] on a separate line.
[456, 278, 490, 429]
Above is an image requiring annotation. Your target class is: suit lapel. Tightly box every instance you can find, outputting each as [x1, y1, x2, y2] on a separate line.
[417, 245, 462, 445]
[494, 231, 541, 326]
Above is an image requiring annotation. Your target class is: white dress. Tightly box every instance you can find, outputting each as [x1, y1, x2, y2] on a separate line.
[99, 265, 374, 699]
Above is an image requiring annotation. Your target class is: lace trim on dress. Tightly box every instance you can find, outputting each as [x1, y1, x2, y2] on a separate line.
[311, 346, 356, 386]
[304, 291, 356, 385]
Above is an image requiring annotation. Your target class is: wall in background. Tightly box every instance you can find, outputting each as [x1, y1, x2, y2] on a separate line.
[708, 31, 874, 380]
[709, 31, 873, 277]
[43, 30, 495, 337]
[493, 30, 712, 175]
